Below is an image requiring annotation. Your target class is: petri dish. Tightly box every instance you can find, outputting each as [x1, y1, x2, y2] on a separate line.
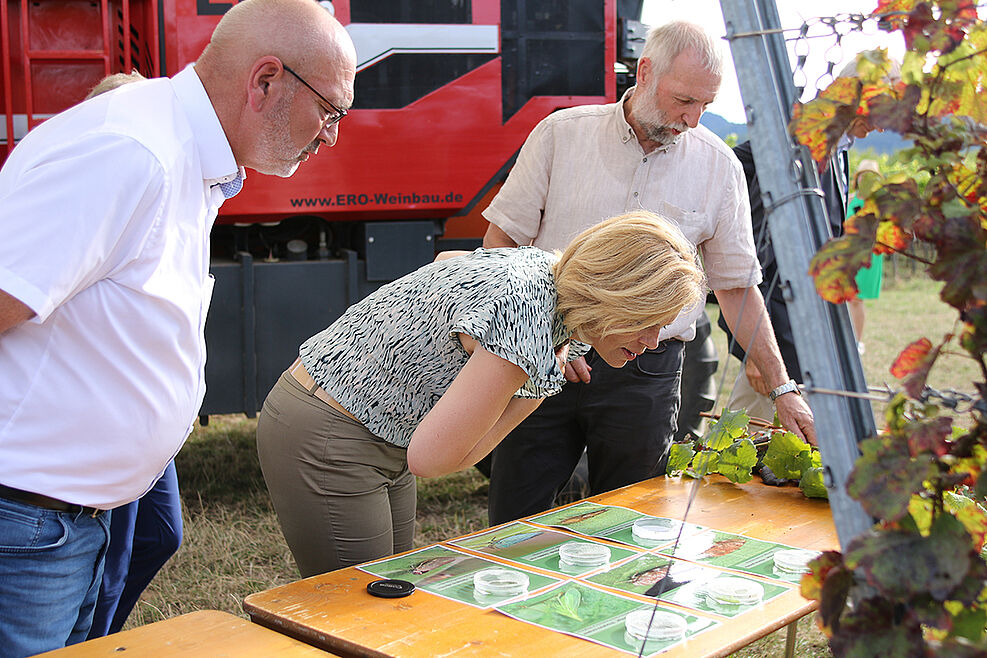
[773, 549, 819, 574]
[632, 517, 682, 543]
[558, 541, 611, 567]
[625, 609, 688, 642]
[473, 568, 529, 598]
[473, 568, 529, 597]
[706, 577, 764, 606]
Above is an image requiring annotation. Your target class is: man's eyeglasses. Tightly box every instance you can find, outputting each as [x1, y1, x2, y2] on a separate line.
[283, 64, 347, 127]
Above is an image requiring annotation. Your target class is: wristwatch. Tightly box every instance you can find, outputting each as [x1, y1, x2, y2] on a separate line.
[769, 379, 801, 402]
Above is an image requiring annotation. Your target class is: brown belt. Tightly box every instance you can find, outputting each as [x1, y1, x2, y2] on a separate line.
[0, 483, 105, 517]
[287, 358, 360, 422]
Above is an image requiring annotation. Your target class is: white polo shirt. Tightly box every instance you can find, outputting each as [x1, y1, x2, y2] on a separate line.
[0, 65, 236, 508]
[483, 87, 759, 342]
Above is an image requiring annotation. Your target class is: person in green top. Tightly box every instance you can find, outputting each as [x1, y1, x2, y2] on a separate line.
[847, 159, 884, 355]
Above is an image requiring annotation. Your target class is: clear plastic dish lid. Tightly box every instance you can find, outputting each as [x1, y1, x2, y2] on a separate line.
[624, 609, 688, 642]
[632, 517, 682, 542]
[706, 577, 764, 606]
[473, 568, 529, 597]
[558, 541, 611, 566]
[773, 549, 819, 574]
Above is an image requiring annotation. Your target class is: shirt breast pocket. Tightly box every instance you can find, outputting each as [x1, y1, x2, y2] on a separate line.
[652, 201, 709, 245]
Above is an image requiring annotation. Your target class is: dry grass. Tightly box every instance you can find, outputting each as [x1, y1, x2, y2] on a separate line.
[124, 270, 975, 656]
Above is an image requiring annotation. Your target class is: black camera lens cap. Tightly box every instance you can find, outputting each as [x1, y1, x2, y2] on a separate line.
[367, 579, 416, 598]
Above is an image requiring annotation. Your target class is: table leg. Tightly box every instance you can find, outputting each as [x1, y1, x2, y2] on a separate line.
[785, 621, 798, 658]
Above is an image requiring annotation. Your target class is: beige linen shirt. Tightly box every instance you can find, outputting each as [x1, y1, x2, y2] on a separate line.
[482, 87, 760, 342]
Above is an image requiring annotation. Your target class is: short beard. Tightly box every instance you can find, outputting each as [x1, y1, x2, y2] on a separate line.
[257, 88, 303, 178]
[632, 85, 689, 146]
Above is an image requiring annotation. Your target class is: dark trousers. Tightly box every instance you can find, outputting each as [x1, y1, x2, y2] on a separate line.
[487, 340, 684, 526]
[87, 461, 182, 637]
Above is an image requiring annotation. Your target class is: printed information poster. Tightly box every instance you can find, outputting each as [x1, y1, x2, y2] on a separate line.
[529, 501, 706, 550]
[587, 553, 790, 618]
[358, 545, 561, 608]
[496, 580, 718, 656]
[450, 521, 638, 576]
[658, 529, 821, 584]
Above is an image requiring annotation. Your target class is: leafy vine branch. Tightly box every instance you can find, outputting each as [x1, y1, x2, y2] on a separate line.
[787, 1, 987, 654]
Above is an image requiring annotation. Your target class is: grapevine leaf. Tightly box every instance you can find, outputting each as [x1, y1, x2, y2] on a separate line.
[847, 436, 935, 521]
[944, 491, 987, 550]
[909, 497, 934, 535]
[809, 234, 875, 303]
[701, 409, 749, 451]
[799, 467, 829, 499]
[872, 178, 924, 230]
[829, 596, 926, 658]
[924, 214, 987, 310]
[845, 514, 972, 601]
[789, 77, 860, 165]
[977, 470, 987, 500]
[797, 448, 823, 473]
[905, 416, 954, 457]
[666, 442, 695, 474]
[959, 302, 987, 357]
[946, 605, 987, 643]
[688, 450, 720, 478]
[867, 85, 919, 134]
[763, 431, 812, 480]
[874, 0, 917, 32]
[801, 550, 845, 604]
[875, 221, 911, 254]
[718, 438, 758, 484]
[890, 337, 933, 380]
[814, 557, 853, 635]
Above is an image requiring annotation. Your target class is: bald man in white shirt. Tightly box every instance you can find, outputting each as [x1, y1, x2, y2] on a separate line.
[0, 1, 355, 654]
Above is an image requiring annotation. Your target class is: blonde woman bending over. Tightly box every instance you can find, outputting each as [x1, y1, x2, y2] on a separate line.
[256, 210, 705, 576]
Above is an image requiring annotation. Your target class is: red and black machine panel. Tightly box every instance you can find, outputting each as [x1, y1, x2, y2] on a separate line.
[1, 0, 641, 416]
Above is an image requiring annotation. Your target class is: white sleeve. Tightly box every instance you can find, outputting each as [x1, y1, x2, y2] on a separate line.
[0, 133, 165, 321]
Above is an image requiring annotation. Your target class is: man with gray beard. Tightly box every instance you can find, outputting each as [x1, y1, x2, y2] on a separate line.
[483, 21, 814, 525]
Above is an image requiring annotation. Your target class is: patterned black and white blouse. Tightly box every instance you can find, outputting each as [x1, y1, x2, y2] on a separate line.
[299, 247, 578, 448]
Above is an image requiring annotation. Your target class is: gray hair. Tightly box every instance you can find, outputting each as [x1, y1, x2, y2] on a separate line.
[640, 21, 723, 81]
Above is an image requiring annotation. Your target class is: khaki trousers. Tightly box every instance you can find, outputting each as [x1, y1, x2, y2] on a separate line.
[256, 371, 416, 577]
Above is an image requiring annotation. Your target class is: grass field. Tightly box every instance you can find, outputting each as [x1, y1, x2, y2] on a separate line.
[124, 272, 977, 657]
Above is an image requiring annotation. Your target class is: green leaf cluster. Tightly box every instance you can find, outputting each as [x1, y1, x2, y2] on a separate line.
[668, 410, 826, 496]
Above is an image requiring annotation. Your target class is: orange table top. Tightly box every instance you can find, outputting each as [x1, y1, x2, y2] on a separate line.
[244, 476, 837, 657]
[37, 610, 332, 657]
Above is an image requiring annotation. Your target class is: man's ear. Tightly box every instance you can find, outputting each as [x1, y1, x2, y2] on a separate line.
[246, 56, 284, 112]
[636, 57, 652, 87]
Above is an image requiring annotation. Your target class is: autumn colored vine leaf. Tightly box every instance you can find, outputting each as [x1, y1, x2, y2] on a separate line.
[903, 415, 954, 457]
[847, 436, 935, 521]
[790, 77, 860, 165]
[890, 337, 933, 379]
[809, 234, 876, 303]
[845, 513, 973, 601]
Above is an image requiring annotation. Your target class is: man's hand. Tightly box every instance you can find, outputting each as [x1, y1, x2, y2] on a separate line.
[774, 393, 816, 446]
[0, 290, 34, 334]
[743, 358, 771, 396]
[564, 355, 592, 383]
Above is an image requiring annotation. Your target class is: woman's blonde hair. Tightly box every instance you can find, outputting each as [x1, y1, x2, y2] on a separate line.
[553, 211, 706, 339]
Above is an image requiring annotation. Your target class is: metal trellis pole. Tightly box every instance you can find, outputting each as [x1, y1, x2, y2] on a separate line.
[719, 0, 877, 550]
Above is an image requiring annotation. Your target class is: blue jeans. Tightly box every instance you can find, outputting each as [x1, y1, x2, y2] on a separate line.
[88, 461, 182, 637]
[0, 496, 111, 657]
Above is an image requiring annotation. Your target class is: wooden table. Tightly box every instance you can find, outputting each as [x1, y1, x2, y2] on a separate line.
[37, 610, 332, 657]
[244, 476, 837, 657]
